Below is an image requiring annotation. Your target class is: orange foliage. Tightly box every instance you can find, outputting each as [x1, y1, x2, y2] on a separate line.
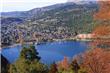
[92, 1, 110, 46]
[93, 25, 110, 36]
[81, 48, 110, 73]
[80, 1, 110, 73]
[49, 63, 58, 73]
[92, 24, 110, 46]
[94, 1, 110, 20]
[57, 57, 69, 70]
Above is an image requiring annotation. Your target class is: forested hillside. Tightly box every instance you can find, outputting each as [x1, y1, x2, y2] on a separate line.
[1, 2, 99, 47]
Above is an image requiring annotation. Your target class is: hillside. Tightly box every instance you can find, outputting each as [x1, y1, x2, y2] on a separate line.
[1, 2, 99, 46]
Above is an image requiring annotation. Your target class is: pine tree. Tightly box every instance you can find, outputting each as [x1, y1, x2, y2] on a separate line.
[9, 45, 48, 73]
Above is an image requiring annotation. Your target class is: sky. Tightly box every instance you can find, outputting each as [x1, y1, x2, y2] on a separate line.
[0, 0, 98, 12]
[0, 0, 68, 12]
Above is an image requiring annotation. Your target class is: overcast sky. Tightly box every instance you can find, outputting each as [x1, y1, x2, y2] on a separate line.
[1, 0, 98, 12]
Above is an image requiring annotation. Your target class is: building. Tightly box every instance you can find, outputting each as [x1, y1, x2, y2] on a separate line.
[76, 34, 95, 39]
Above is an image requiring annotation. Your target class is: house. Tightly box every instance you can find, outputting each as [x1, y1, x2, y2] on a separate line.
[76, 34, 95, 39]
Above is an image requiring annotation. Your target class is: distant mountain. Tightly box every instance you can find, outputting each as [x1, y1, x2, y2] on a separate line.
[1, 11, 28, 18]
[1, 1, 98, 18]
[1, 17, 24, 25]
[1, 3, 71, 18]
[26, 2, 98, 33]
[1, 2, 98, 26]
[1, 3, 77, 18]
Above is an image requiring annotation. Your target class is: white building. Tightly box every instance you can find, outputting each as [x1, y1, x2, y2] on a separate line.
[76, 34, 95, 39]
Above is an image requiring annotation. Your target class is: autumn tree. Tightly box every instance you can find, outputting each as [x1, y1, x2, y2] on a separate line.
[70, 59, 80, 73]
[92, 1, 110, 48]
[83, 2, 110, 72]
[92, 24, 110, 48]
[57, 57, 69, 70]
[94, 1, 110, 20]
[49, 63, 58, 73]
[80, 48, 110, 73]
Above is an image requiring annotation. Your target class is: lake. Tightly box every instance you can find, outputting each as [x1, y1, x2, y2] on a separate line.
[1, 41, 89, 65]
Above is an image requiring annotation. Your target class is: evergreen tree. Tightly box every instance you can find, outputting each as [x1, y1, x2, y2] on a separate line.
[1, 54, 9, 73]
[9, 45, 48, 73]
[20, 45, 40, 61]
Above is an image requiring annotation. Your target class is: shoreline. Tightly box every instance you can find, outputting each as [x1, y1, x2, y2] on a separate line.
[1, 38, 93, 49]
[1, 43, 21, 49]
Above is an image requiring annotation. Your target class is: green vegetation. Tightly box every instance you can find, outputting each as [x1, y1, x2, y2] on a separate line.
[1, 55, 9, 73]
[9, 45, 48, 73]
[1, 2, 98, 47]
[49, 63, 58, 73]
[8, 44, 88, 73]
[1, 1, 110, 73]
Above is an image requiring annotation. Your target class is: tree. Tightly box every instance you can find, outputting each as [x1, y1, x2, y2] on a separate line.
[20, 45, 41, 61]
[57, 57, 87, 73]
[9, 45, 48, 73]
[81, 48, 110, 73]
[92, 1, 110, 48]
[1, 54, 9, 73]
[94, 1, 110, 20]
[57, 57, 69, 70]
[83, 2, 110, 72]
[92, 24, 110, 48]
[78, 68, 87, 73]
[49, 63, 58, 73]
[70, 59, 80, 73]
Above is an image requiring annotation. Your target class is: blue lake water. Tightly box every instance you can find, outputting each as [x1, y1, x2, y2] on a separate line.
[1, 41, 89, 65]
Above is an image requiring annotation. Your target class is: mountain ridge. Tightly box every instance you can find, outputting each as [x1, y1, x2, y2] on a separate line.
[1, 1, 98, 18]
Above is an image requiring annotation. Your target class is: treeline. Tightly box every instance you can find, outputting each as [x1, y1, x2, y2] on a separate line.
[1, 44, 82, 73]
[1, 44, 110, 73]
